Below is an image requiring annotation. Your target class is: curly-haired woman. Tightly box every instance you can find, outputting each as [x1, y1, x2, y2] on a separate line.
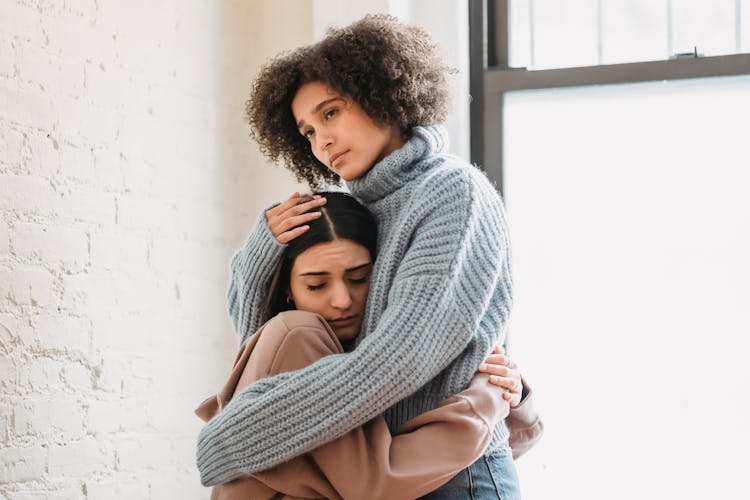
[197, 14, 542, 499]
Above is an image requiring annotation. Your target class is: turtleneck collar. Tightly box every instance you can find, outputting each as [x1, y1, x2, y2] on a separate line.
[345, 125, 449, 203]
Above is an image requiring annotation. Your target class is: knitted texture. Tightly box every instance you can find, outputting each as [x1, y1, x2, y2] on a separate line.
[196, 125, 514, 486]
[226, 209, 286, 341]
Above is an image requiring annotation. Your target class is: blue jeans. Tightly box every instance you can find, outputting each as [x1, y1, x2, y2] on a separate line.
[417, 448, 521, 500]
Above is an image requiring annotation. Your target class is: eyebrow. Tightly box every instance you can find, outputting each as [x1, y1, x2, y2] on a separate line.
[298, 262, 372, 277]
[296, 97, 345, 130]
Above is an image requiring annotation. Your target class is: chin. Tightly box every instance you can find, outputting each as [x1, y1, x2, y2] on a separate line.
[338, 165, 372, 182]
[338, 171, 360, 182]
[334, 328, 359, 342]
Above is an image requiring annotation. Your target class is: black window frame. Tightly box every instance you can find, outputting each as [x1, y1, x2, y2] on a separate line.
[469, 0, 750, 195]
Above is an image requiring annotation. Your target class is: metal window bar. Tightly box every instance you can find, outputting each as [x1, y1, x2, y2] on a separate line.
[469, 0, 750, 195]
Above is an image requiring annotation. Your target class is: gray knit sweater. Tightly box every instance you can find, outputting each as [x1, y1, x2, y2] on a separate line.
[196, 125, 514, 486]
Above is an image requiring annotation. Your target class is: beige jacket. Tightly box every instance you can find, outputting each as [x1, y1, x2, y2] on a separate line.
[196, 311, 542, 500]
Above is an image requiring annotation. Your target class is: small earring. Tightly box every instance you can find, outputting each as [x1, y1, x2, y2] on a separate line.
[286, 296, 295, 307]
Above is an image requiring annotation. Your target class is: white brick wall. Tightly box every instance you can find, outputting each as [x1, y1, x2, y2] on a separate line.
[1, 0, 309, 498]
[0, 447, 44, 483]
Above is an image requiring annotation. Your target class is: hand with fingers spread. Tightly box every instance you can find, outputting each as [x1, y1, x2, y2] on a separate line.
[266, 192, 328, 244]
[477, 345, 523, 407]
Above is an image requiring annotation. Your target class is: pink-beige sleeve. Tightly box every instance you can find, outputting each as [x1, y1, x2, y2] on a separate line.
[507, 376, 544, 459]
[262, 373, 509, 500]
[200, 313, 511, 499]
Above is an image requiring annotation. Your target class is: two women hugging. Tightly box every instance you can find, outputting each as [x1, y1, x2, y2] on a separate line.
[196, 14, 542, 500]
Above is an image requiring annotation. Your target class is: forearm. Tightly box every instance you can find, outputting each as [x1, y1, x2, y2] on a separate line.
[259, 374, 508, 500]
[227, 209, 285, 343]
[199, 183, 511, 484]
[329, 375, 509, 499]
[197, 282, 490, 485]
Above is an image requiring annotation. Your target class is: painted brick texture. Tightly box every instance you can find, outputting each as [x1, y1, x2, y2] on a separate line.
[0, 0, 308, 498]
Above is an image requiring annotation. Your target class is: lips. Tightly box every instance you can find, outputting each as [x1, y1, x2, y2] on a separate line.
[329, 150, 347, 167]
[328, 314, 357, 327]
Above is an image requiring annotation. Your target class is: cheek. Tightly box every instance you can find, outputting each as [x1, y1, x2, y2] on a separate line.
[354, 284, 371, 307]
[294, 295, 324, 315]
[309, 143, 337, 173]
[290, 285, 323, 314]
[310, 140, 323, 157]
[306, 140, 322, 161]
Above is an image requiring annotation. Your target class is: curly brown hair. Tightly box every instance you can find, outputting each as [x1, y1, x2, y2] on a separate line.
[246, 14, 456, 188]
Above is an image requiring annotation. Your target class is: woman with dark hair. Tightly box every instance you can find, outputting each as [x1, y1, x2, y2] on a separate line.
[263, 191, 378, 338]
[197, 15, 543, 499]
[196, 192, 524, 499]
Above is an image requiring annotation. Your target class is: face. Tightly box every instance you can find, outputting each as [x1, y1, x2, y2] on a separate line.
[291, 81, 406, 181]
[288, 238, 372, 341]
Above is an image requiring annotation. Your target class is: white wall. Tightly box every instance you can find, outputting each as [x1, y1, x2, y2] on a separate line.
[0, 0, 308, 497]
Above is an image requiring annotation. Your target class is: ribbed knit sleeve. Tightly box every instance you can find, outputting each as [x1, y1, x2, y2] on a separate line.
[196, 168, 512, 486]
[227, 209, 286, 345]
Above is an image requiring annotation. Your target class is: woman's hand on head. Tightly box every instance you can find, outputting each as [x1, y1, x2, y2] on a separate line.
[477, 345, 523, 408]
[265, 192, 327, 244]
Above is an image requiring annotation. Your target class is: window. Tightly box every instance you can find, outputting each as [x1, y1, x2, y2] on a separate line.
[469, 2, 750, 498]
[509, 0, 749, 70]
[504, 76, 750, 498]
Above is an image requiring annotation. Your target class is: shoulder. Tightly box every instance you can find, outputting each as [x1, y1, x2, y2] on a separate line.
[413, 155, 504, 216]
[254, 311, 341, 374]
[260, 311, 332, 343]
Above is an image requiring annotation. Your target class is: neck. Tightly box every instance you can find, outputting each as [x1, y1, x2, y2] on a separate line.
[346, 125, 449, 203]
[378, 125, 407, 163]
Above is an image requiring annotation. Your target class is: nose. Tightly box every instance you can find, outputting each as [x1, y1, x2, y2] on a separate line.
[329, 282, 352, 311]
[317, 129, 334, 153]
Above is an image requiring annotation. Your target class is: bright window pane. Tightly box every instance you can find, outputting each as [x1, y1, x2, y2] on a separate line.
[531, 0, 599, 69]
[672, 0, 736, 56]
[602, 0, 668, 64]
[509, 0, 532, 68]
[510, 1, 749, 70]
[504, 75, 750, 500]
[742, 0, 750, 52]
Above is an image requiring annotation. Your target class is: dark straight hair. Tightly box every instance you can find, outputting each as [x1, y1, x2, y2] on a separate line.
[264, 191, 377, 320]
